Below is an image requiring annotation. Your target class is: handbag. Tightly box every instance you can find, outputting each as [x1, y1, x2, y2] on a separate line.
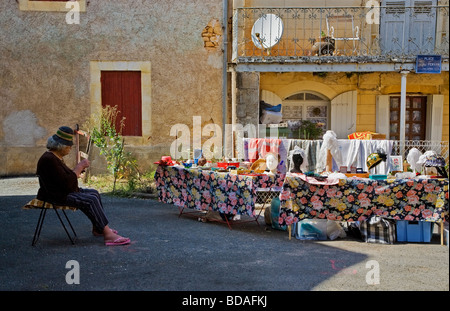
[360, 215, 396, 244]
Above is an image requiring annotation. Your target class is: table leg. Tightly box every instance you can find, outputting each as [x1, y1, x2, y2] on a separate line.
[288, 225, 291, 240]
[253, 207, 263, 226]
[440, 220, 444, 246]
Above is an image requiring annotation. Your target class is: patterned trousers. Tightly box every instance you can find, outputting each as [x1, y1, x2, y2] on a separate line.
[66, 188, 109, 233]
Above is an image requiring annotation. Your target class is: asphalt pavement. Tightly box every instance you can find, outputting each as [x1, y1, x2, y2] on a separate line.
[0, 177, 448, 298]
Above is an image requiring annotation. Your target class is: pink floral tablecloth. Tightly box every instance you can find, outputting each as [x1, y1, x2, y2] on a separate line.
[154, 165, 284, 217]
[279, 174, 449, 226]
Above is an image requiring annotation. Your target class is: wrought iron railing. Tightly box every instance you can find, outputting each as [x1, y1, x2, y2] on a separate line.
[393, 140, 449, 163]
[232, 5, 449, 63]
[393, 140, 449, 176]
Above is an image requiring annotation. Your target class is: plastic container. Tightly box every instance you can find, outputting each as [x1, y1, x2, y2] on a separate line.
[217, 162, 240, 169]
[296, 219, 327, 240]
[369, 174, 387, 180]
[444, 223, 449, 248]
[396, 220, 434, 243]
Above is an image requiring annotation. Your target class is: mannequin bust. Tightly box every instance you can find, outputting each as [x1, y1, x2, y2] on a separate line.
[290, 153, 303, 173]
[265, 154, 278, 174]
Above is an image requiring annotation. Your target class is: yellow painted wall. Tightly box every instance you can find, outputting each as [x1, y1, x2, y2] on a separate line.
[260, 71, 449, 142]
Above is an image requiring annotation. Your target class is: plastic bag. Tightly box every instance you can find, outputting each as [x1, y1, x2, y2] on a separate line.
[326, 220, 346, 240]
[260, 110, 282, 124]
[264, 104, 282, 112]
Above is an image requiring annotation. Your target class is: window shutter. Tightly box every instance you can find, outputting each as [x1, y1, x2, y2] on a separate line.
[410, 1, 437, 54]
[380, 0, 408, 55]
[380, 0, 437, 55]
[436, 0, 449, 53]
[376, 95, 390, 139]
[429, 94, 443, 141]
[330, 90, 357, 139]
[101, 71, 142, 136]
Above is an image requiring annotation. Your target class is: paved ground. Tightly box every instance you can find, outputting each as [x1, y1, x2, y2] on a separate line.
[0, 177, 448, 297]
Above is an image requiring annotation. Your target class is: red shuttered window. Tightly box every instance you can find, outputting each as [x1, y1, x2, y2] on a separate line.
[101, 71, 142, 137]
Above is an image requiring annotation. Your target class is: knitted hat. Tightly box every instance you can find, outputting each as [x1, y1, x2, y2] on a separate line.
[52, 126, 74, 146]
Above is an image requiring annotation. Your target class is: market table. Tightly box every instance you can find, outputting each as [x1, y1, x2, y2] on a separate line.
[154, 165, 285, 228]
[278, 174, 449, 242]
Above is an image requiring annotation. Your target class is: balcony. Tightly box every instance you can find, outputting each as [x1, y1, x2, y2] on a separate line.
[232, 5, 449, 65]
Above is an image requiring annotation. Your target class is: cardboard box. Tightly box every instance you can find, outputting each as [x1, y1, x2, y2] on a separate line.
[345, 173, 370, 178]
[367, 133, 386, 140]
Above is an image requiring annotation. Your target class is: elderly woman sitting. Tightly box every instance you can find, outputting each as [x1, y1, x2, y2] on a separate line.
[36, 126, 130, 246]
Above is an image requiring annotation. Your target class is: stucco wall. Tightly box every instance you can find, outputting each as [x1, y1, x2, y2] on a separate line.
[0, 0, 224, 175]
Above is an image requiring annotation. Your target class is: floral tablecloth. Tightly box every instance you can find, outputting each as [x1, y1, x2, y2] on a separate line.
[279, 174, 449, 226]
[154, 165, 285, 217]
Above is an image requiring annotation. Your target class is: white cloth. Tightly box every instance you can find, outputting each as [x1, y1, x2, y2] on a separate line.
[360, 140, 394, 174]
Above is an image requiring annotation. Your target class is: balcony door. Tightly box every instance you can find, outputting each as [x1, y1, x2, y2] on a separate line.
[389, 96, 427, 140]
[380, 0, 437, 56]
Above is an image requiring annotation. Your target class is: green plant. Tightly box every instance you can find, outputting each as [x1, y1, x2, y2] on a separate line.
[86, 106, 138, 192]
[298, 120, 323, 140]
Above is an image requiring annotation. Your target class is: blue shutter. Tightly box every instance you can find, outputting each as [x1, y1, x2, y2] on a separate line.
[380, 1, 409, 56]
[410, 1, 437, 54]
[380, 0, 437, 56]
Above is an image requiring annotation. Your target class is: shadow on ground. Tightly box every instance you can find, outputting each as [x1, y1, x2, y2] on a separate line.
[0, 193, 371, 291]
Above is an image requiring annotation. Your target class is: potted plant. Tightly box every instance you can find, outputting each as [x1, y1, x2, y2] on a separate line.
[298, 120, 324, 140]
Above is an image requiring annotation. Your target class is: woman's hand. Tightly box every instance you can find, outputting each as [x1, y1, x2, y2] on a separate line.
[74, 159, 90, 177]
[79, 159, 90, 169]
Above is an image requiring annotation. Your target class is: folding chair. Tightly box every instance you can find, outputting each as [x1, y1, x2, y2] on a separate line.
[23, 176, 78, 246]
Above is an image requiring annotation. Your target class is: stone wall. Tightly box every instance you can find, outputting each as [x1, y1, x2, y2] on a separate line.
[0, 0, 224, 176]
[236, 72, 260, 126]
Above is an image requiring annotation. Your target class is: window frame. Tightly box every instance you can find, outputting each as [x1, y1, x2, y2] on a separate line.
[281, 92, 331, 139]
[18, 0, 86, 12]
[282, 92, 330, 125]
[90, 61, 152, 145]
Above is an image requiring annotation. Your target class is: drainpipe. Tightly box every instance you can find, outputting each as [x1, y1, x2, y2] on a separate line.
[231, 66, 237, 158]
[222, 0, 228, 158]
[399, 70, 409, 156]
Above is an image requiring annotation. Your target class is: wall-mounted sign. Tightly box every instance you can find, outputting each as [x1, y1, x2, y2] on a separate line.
[416, 55, 442, 74]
